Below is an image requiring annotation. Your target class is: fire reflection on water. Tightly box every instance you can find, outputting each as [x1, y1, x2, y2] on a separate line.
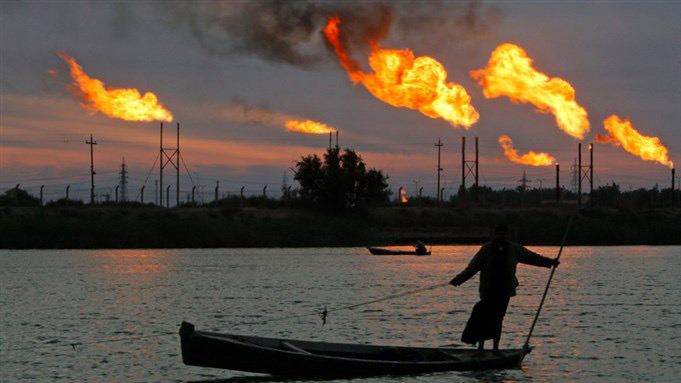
[94, 250, 165, 275]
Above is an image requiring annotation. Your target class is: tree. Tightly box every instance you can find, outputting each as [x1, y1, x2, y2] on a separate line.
[294, 148, 390, 211]
[0, 187, 40, 206]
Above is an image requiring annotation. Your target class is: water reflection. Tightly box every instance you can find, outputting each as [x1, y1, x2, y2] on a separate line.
[1, 246, 679, 382]
[95, 249, 165, 274]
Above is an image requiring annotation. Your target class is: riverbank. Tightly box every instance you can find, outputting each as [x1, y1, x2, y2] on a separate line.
[1, 205, 679, 249]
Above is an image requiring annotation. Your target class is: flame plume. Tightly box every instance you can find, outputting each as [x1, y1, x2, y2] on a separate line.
[400, 189, 408, 203]
[285, 120, 335, 134]
[471, 44, 589, 139]
[57, 52, 173, 122]
[595, 115, 673, 168]
[323, 16, 479, 128]
[498, 135, 555, 166]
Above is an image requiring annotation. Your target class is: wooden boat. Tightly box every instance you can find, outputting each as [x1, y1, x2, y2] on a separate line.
[367, 247, 431, 256]
[179, 322, 530, 377]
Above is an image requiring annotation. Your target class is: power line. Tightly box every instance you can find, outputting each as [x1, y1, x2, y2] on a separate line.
[133, 153, 160, 202]
[179, 152, 196, 188]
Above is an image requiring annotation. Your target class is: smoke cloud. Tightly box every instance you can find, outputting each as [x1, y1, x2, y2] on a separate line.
[162, 0, 502, 68]
[216, 101, 295, 127]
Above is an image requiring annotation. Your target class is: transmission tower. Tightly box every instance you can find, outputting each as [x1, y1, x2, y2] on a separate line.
[160, 122, 180, 208]
[119, 157, 128, 202]
[577, 143, 594, 207]
[461, 136, 479, 202]
[517, 170, 530, 206]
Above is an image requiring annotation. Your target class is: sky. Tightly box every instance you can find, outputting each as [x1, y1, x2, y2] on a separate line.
[1, 0, 679, 204]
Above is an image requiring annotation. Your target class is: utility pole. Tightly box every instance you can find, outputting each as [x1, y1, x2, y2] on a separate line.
[672, 168, 676, 207]
[177, 123, 180, 207]
[555, 163, 560, 204]
[570, 158, 578, 193]
[85, 134, 97, 204]
[160, 123, 163, 207]
[435, 138, 443, 201]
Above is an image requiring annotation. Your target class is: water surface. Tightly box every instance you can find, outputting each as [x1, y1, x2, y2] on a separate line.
[1, 246, 679, 382]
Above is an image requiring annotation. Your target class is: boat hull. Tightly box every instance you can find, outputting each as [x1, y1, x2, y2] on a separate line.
[367, 247, 431, 256]
[179, 322, 529, 377]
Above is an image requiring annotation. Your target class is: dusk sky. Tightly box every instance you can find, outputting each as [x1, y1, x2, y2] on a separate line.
[1, 0, 679, 204]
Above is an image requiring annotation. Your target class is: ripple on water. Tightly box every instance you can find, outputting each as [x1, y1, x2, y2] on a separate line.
[1, 246, 680, 382]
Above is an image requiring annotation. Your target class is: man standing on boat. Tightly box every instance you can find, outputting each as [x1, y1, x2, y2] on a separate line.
[449, 225, 559, 355]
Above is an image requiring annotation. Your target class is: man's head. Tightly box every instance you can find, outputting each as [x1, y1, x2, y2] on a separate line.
[494, 225, 510, 242]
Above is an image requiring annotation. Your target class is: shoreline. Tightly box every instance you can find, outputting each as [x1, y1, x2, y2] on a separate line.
[2, 206, 680, 249]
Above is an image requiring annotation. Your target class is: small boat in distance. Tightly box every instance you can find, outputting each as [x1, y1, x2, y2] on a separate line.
[179, 322, 530, 377]
[367, 247, 431, 256]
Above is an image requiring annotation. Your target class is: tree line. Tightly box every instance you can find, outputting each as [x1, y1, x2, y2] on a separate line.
[2, 147, 678, 210]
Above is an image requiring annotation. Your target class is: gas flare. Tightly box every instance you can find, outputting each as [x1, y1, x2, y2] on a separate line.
[595, 115, 673, 168]
[498, 135, 555, 166]
[57, 52, 173, 122]
[285, 120, 335, 134]
[471, 43, 589, 139]
[323, 16, 479, 128]
[400, 189, 408, 203]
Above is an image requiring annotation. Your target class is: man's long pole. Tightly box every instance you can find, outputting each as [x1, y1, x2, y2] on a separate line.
[523, 214, 574, 349]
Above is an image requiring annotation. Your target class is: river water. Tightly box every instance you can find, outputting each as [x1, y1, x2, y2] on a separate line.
[1, 246, 679, 382]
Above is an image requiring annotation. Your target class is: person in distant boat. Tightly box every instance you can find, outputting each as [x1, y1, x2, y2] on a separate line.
[414, 240, 428, 255]
[449, 225, 559, 356]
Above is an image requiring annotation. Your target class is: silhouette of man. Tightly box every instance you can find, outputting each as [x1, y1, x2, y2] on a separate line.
[414, 240, 428, 255]
[449, 225, 558, 355]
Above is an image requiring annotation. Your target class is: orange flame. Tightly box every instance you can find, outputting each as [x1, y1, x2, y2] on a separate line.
[400, 189, 408, 203]
[595, 115, 673, 168]
[323, 16, 479, 128]
[285, 120, 335, 134]
[471, 44, 589, 139]
[57, 52, 173, 122]
[498, 135, 555, 166]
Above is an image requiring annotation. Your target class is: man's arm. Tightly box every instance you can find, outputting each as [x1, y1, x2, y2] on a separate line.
[516, 245, 558, 268]
[449, 248, 485, 286]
